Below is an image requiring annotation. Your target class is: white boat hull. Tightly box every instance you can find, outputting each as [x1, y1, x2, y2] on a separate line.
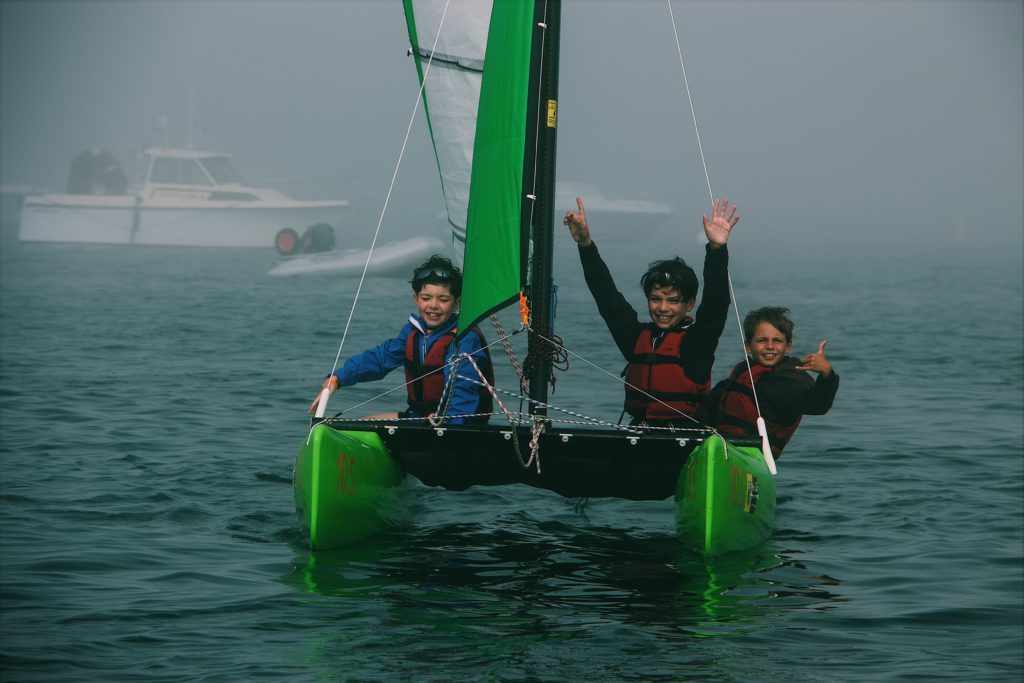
[19, 194, 349, 248]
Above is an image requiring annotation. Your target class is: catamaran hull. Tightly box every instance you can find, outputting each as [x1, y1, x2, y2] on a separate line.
[676, 436, 776, 556]
[19, 195, 348, 248]
[293, 420, 775, 554]
[292, 423, 405, 550]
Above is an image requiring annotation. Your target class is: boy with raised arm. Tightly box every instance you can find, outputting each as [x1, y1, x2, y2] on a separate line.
[701, 306, 839, 458]
[563, 197, 739, 426]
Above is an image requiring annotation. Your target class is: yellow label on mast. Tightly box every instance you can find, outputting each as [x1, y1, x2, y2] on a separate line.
[546, 99, 557, 128]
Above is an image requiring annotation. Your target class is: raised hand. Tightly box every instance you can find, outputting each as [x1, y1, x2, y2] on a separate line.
[702, 199, 740, 249]
[796, 340, 833, 377]
[563, 196, 592, 247]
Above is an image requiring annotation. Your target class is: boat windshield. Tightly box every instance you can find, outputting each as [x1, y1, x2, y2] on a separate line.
[201, 156, 244, 185]
[150, 158, 212, 186]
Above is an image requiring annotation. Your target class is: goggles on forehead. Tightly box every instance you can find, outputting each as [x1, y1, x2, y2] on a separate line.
[413, 266, 453, 281]
[653, 271, 675, 285]
[644, 270, 680, 289]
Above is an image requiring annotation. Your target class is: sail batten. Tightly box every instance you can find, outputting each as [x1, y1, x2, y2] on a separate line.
[410, 47, 484, 73]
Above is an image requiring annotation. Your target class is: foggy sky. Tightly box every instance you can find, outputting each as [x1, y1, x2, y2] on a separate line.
[1, 0, 1021, 259]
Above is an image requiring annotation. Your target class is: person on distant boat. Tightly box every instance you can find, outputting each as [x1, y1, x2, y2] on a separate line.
[563, 196, 738, 426]
[308, 255, 494, 424]
[700, 306, 839, 458]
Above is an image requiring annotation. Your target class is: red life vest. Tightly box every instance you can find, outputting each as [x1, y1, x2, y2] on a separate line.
[714, 361, 801, 458]
[623, 322, 710, 421]
[404, 326, 493, 422]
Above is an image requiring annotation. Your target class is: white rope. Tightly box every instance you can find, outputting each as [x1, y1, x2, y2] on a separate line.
[323, 0, 452, 380]
[527, 420, 545, 473]
[666, 3, 760, 414]
[667, 1, 775, 473]
[666, 0, 713, 205]
[455, 351, 516, 421]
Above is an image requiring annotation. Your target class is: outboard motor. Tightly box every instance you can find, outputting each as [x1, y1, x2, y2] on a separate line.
[300, 223, 336, 253]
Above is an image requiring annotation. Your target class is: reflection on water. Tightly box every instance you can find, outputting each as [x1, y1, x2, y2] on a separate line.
[281, 518, 845, 645]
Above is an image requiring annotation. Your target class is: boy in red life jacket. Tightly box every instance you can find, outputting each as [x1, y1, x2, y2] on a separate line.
[308, 255, 494, 424]
[563, 196, 740, 427]
[701, 307, 839, 458]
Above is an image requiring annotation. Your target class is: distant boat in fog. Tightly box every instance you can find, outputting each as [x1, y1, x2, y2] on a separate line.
[18, 147, 349, 248]
[555, 181, 674, 229]
[0, 184, 49, 226]
[268, 235, 445, 278]
[433, 180, 675, 262]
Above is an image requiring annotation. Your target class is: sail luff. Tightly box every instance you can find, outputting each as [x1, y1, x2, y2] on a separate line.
[457, 0, 536, 335]
[403, 0, 493, 261]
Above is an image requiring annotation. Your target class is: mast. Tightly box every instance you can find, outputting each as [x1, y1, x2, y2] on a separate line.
[524, 0, 561, 416]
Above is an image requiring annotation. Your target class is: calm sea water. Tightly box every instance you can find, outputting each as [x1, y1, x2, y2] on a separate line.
[1, 228, 1021, 682]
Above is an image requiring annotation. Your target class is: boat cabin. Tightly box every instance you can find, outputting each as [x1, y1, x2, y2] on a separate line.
[142, 147, 260, 202]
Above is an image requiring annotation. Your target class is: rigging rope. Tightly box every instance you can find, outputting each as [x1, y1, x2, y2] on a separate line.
[530, 329, 705, 428]
[666, 1, 712, 205]
[322, 0, 452, 383]
[322, 323, 524, 420]
[490, 314, 528, 393]
[522, 330, 569, 395]
[666, 0, 775, 473]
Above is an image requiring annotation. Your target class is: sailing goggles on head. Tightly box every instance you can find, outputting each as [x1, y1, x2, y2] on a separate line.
[413, 266, 453, 281]
[644, 270, 680, 290]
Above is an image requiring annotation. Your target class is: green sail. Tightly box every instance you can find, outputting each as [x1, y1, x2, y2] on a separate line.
[458, 0, 534, 334]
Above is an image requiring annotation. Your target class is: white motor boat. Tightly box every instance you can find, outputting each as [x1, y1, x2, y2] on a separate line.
[18, 147, 349, 248]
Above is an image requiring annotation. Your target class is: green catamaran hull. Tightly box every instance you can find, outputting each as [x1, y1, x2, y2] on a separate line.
[294, 422, 775, 555]
[292, 424, 405, 550]
[676, 436, 776, 556]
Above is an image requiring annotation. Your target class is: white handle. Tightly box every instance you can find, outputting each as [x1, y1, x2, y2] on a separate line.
[313, 387, 332, 418]
[756, 417, 778, 476]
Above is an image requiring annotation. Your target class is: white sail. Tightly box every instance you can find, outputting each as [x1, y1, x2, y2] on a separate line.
[404, 0, 493, 262]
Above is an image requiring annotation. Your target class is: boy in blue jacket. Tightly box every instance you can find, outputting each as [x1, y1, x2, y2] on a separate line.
[309, 255, 493, 424]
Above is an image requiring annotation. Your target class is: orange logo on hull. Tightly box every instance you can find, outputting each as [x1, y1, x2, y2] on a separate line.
[335, 451, 357, 497]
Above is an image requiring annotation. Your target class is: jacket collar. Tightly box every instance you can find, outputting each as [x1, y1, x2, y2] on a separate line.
[649, 316, 695, 345]
[409, 313, 459, 337]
